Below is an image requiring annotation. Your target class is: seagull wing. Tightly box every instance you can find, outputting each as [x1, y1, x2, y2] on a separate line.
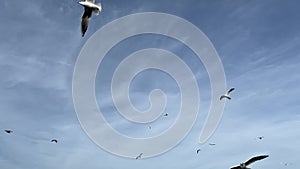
[230, 166, 241, 169]
[4, 130, 12, 133]
[51, 139, 58, 143]
[86, 0, 95, 3]
[136, 153, 143, 159]
[81, 6, 92, 37]
[220, 95, 231, 100]
[245, 155, 269, 166]
[227, 88, 235, 95]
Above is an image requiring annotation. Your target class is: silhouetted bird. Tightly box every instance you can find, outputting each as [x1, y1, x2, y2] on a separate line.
[4, 130, 13, 134]
[51, 139, 58, 143]
[230, 155, 269, 169]
[220, 88, 235, 100]
[136, 153, 143, 159]
[196, 149, 201, 154]
[209, 143, 216, 146]
[164, 113, 168, 116]
[257, 136, 264, 140]
[78, 0, 102, 37]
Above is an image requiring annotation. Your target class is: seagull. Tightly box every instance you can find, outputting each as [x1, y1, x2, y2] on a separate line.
[4, 130, 13, 134]
[78, 0, 102, 37]
[257, 136, 264, 140]
[51, 139, 58, 143]
[196, 149, 201, 154]
[209, 143, 216, 146]
[136, 153, 143, 159]
[220, 88, 235, 100]
[230, 155, 269, 169]
[163, 113, 168, 117]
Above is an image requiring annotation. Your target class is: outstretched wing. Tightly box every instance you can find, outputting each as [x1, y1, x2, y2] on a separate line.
[4, 130, 12, 133]
[136, 153, 143, 159]
[220, 95, 231, 100]
[227, 88, 235, 95]
[86, 0, 95, 3]
[81, 6, 92, 37]
[230, 166, 241, 169]
[245, 155, 269, 166]
[51, 139, 58, 143]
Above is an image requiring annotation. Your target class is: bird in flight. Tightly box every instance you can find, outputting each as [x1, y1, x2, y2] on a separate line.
[163, 113, 168, 117]
[136, 153, 143, 159]
[51, 139, 58, 143]
[220, 88, 235, 100]
[230, 155, 269, 169]
[196, 149, 201, 154]
[4, 130, 13, 134]
[78, 0, 102, 37]
[257, 136, 264, 140]
[209, 143, 216, 146]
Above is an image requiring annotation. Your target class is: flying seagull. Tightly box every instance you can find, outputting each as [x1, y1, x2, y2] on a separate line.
[257, 136, 264, 140]
[230, 155, 269, 169]
[136, 153, 143, 159]
[4, 130, 13, 134]
[220, 88, 235, 100]
[196, 149, 201, 154]
[51, 139, 58, 143]
[78, 0, 102, 37]
[163, 113, 168, 117]
[209, 143, 216, 146]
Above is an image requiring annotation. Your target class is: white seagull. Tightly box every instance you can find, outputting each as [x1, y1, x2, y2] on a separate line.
[78, 0, 102, 37]
[220, 88, 235, 100]
[230, 155, 269, 169]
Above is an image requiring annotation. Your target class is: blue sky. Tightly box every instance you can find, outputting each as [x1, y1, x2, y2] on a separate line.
[0, 0, 299, 168]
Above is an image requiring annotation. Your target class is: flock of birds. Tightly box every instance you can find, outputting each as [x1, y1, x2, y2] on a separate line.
[1, 1, 285, 168]
[1, 65, 268, 167]
[3, 129, 58, 144]
[132, 87, 271, 169]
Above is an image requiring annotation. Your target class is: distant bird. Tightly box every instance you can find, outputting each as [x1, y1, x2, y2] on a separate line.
[280, 162, 292, 167]
[51, 139, 58, 143]
[209, 143, 216, 146]
[257, 136, 264, 140]
[136, 153, 143, 159]
[148, 126, 151, 130]
[196, 149, 201, 154]
[4, 130, 13, 134]
[220, 88, 235, 100]
[230, 155, 269, 169]
[78, 0, 102, 37]
[163, 113, 168, 117]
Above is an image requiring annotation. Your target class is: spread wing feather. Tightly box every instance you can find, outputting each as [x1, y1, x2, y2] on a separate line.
[245, 155, 269, 166]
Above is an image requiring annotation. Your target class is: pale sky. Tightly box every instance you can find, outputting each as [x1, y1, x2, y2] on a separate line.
[0, 0, 299, 169]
